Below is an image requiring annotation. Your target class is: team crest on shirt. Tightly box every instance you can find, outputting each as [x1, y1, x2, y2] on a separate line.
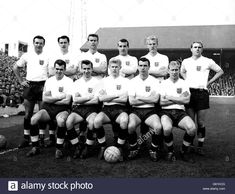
[65, 59, 70, 64]
[154, 62, 159, 67]
[145, 86, 151, 92]
[196, 66, 201, 71]
[39, 60, 44, 65]
[177, 88, 182, 94]
[126, 61, 130, 66]
[116, 85, 121, 90]
[95, 58, 100, 63]
[58, 87, 64, 92]
[88, 88, 93, 93]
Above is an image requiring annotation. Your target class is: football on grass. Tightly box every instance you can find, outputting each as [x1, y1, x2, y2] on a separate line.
[104, 146, 121, 163]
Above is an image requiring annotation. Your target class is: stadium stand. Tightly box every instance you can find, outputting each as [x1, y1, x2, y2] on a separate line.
[208, 72, 235, 96]
[0, 51, 24, 108]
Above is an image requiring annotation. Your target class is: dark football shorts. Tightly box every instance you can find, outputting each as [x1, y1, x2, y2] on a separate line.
[23, 81, 45, 102]
[101, 104, 129, 121]
[159, 109, 188, 126]
[185, 88, 210, 111]
[130, 107, 158, 121]
[41, 102, 70, 120]
[72, 104, 100, 119]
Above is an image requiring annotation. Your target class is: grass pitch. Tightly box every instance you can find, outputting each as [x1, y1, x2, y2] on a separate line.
[0, 97, 234, 178]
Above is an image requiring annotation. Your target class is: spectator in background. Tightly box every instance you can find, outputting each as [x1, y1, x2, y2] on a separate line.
[0, 51, 24, 108]
[0, 88, 7, 107]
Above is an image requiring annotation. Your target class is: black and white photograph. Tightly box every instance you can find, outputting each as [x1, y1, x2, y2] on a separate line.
[0, 0, 235, 193]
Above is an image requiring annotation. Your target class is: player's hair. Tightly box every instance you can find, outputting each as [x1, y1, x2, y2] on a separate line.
[146, 35, 158, 45]
[54, 59, 66, 70]
[139, 57, 150, 66]
[87, 34, 99, 41]
[118, 39, 129, 47]
[33, 35, 45, 44]
[57, 35, 70, 43]
[81, 60, 93, 69]
[191, 41, 203, 48]
[168, 61, 181, 69]
[109, 58, 121, 67]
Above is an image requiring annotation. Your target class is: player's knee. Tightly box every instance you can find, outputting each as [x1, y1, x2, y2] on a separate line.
[197, 121, 205, 129]
[120, 122, 128, 130]
[163, 126, 172, 136]
[153, 122, 162, 133]
[87, 122, 93, 130]
[66, 120, 73, 130]
[94, 116, 102, 128]
[119, 118, 128, 129]
[57, 117, 66, 127]
[186, 123, 196, 136]
[30, 115, 38, 126]
[128, 123, 136, 134]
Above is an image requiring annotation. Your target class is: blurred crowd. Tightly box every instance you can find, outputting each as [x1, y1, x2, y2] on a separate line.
[0, 51, 234, 109]
[0, 51, 24, 108]
[208, 73, 235, 96]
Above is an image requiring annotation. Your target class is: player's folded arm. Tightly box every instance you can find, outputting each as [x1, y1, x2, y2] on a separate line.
[54, 94, 72, 105]
[43, 91, 63, 103]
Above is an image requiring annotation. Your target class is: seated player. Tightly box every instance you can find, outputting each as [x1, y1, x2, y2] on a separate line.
[27, 59, 76, 158]
[93, 58, 129, 161]
[66, 60, 101, 159]
[159, 61, 196, 163]
[128, 57, 162, 161]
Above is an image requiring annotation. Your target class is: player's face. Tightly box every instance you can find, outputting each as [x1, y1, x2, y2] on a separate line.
[118, 41, 128, 56]
[138, 61, 149, 76]
[33, 38, 45, 53]
[109, 63, 120, 76]
[147, 39, 158, 53]
[168, 65, 180, 81]
[58, 38, 69, 51]
[191, 43, 203, 57]
[82, 64, 92, 78]
[55, 64, 65, 80]
[88, 36, 98, 50]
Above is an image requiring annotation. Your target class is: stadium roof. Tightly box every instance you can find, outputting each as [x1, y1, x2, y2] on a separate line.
[81, 25, 235, 50]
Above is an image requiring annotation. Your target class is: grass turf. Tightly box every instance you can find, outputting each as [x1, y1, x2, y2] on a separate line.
[0, 97, 234, 178]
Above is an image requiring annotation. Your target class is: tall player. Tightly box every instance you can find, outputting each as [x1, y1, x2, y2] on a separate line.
[80, 34, 107, 79]
[13, 35, 49, 149]
[128, 57, 162, 161]
[109, 39, 138, 79]
[49, 35, 80, 80]
[66, 60, 101, 159]
[94, 58, 129, 161]
[181, 41, 224, 155]
[160, 61, 196, 163]
[142, 35, 169, 81]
